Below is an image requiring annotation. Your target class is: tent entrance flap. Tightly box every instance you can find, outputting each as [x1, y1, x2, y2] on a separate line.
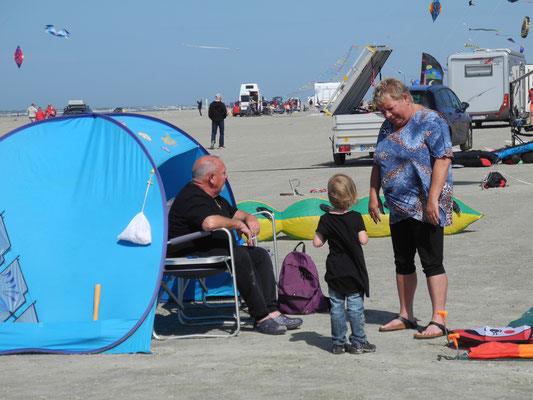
[323, 45, 392, 116]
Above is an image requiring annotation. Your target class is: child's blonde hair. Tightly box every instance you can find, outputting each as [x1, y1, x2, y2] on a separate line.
[327, 174, 358, 211]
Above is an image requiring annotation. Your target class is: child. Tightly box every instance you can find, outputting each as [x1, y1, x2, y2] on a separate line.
[313, 174, 375, 355]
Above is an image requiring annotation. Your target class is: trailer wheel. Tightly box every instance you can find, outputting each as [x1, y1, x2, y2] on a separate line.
[369, 152, 374, 158]
[460, 125, 473, 151]
[474, 121, 482, 129]
[333, 153, 346, 165]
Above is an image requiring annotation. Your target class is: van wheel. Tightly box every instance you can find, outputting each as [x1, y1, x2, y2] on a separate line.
[475, 121, 482, 129]
[460, 125, 473, 151]
[333, 153, 346, 165]
[369, 152, 374, 158]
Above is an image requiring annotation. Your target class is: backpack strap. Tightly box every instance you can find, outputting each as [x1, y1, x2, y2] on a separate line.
[293, 241, 306, 253]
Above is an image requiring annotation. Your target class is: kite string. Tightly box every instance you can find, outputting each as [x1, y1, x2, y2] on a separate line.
[499, 170, 533, 187]
[481, 155, 533, 188]
[141, 170, 154, 213]
[286, 44, 359, 97]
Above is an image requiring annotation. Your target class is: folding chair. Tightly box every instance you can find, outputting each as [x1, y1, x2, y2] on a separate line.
[153, 228, 241, 339]
[253, 207, 280, 282]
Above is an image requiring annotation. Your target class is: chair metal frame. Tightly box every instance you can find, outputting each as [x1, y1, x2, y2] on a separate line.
[153, 208, 279, 340]
[153, 228, 241, 339]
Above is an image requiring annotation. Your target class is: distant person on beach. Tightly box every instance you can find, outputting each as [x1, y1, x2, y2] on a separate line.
[167, 155, 303, 335]
[45, 104, 56, 118]
[208, 93, 227, 149]
[35, 107, 45, 121]
[313, 174, 376, 355]
[27, 103, 37, 122]
[369, 77, 452, 339]
[197, 99, 202, 116]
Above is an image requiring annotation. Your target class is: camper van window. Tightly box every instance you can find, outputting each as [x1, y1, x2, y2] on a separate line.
[246, 85, 254, 89]
[241, 95, 250, 102]
[464, 64, 493, 78]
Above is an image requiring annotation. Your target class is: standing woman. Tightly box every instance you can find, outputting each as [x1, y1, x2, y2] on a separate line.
[369, 78, 453, 339]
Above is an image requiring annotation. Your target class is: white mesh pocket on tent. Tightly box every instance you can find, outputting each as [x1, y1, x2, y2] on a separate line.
[118, 211, 152, 245]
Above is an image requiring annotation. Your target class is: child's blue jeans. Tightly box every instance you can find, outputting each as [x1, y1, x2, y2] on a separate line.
[328, 288, 367, 346]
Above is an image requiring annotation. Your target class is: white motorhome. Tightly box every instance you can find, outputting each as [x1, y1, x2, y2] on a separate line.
[323, 45, 392, 165]
[447, 48, 525, 127]
[239, 83, 262, 115]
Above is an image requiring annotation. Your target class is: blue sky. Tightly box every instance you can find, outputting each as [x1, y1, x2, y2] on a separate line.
[0, 0, 530, 110]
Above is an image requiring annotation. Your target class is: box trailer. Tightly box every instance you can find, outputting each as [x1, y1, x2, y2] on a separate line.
[447, 48, 525, 127]
[322, 45, 392, 165]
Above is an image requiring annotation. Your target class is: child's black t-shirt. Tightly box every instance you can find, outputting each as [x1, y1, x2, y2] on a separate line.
[316, 211, 369, 297]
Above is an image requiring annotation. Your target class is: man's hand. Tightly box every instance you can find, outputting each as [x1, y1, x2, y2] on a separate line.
[245, 215, 261, 237]
[238, 223, 254, 247]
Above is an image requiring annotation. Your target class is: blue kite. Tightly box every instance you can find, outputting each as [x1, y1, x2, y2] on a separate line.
[44, 25, 70, 39]
[429, 0, 442, 22]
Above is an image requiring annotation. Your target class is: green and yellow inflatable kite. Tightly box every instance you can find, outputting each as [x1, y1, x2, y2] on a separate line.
[237, 196, 483, 241]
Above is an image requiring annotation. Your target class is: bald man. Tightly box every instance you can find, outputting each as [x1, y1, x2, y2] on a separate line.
[168, 156, 303, 335]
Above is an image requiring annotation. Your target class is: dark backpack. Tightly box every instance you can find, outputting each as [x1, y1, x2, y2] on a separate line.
[483, 172, 507, 189]
[278, 242, 329, 315]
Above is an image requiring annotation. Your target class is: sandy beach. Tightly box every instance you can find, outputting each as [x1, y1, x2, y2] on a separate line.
[1, 110, 532, 399]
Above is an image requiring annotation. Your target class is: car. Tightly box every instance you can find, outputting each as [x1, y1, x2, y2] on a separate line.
[408, 85, 473, 151]
[62, 100, 92, 115]
[232, 101, 241, 117]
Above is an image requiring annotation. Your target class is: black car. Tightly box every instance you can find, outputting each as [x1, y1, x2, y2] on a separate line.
[62, 100, 92, 115]
[409, 85, 473, 151]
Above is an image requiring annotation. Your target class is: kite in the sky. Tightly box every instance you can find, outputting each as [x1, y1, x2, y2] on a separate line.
[13, 46, 23, 68]
[429, 0, 442, 22]
[521, 16, 530, 38]
[181, 43, 239, 51]
[469, 28, 501, 32]
[44, 25, 70, 39]
[508, 37, 517, 44]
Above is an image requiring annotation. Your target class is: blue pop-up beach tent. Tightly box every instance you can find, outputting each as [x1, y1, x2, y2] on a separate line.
[0, 113, 235, 354]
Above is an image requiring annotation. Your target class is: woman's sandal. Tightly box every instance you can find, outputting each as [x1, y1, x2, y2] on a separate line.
[379, 315, 418, 332]
[413, 321, 447, 339]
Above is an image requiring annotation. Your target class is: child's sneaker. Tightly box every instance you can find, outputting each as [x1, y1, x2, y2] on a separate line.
[347, 340, 376, 354]
[332, 344, 346, 355]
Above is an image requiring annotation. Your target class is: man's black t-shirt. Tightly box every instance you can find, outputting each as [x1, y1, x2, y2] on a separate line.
[167, 182, 237, 256]
[315, 211, 369, 297]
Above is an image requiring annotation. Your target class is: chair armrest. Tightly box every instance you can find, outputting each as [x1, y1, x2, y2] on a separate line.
[167, 231, 212, 246]
[167, 228, 232, 247]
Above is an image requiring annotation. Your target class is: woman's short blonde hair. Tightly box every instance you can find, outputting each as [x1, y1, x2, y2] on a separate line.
[327, 174, 358, 210]
[373, 77, 413, 107]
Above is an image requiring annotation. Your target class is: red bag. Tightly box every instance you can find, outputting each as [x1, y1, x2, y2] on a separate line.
[453, 325, 533, 347]
[468, 342, 533, 359]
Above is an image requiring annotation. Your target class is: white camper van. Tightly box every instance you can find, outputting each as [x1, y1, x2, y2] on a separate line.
[447, 48, 525, 127]
[239, 83, 262, 115]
